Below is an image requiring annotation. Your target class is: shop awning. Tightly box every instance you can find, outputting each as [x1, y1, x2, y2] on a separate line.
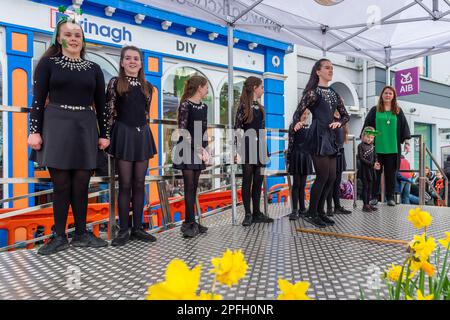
[133, 0, 450, 66]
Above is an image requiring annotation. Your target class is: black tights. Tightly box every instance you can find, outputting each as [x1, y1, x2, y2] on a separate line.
[291, 174, 307, 212]
[117, 159, 148, 231]
[362, 180, 373, 205]
[182, 169, 201, 223]
[242, 164, 264, 215]
[309, 155, 337, 215]
[48, 168, 92, 236]
[326, 166, 343, 211]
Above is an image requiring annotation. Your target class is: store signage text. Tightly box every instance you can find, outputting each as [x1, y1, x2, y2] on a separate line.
[395, 67, 420, 96]
[52, 9, 132, 43]
[176, 40, 197, 54]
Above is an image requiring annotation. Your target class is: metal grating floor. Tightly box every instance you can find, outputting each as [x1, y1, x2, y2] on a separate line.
[0, 200, 448, 300]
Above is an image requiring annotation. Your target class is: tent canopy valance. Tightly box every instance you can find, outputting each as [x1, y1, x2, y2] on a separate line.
[133, 0, 450, 66]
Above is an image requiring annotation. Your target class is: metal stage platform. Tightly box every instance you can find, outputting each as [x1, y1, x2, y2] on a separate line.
[0, 200, 449, 300]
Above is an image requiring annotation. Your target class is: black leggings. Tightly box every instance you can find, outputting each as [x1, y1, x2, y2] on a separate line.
[373, 153, 397, 201]
[327, 165, 343, 210]
[309, 155, 337, 215]
[48, 168, 92, 236]
[362, 179, 373, 205]
[182, 169, 201, 223]
[241, 164, 264, 215]
[117, 159, 148, 231]
[291, 174, 308, 212]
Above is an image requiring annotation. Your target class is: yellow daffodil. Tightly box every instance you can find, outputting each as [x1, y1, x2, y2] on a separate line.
[277, 279, 312, 300]
[409, 260, 433, 277]
[146, 259, 202, 300]
[198, 291, 222, 300]
[438, 232, 450, 249]
[406, 290, 433, 300]
[408, 208, 432, 229]
[385, 264, 415, 282]
[409, 233, 436, 262]
[210, 249, 248, 287]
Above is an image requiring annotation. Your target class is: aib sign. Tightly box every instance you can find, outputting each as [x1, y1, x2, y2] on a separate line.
[395, 67, 420, 97]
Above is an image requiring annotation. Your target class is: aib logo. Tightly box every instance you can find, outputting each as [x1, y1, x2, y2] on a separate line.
[50, 8, 132, 43]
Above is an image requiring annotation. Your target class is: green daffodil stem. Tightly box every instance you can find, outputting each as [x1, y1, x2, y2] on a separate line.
[435, 245, 450, 299]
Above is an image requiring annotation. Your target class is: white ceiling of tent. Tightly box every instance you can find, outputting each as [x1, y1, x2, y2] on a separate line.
[133, 0, 450, 66]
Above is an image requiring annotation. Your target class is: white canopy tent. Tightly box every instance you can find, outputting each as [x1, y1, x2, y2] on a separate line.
[133, 0, 450, 222]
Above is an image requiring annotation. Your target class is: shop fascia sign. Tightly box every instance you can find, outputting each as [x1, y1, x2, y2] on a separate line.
[51, 8, 132, 43]
[395, 67, 420, 96]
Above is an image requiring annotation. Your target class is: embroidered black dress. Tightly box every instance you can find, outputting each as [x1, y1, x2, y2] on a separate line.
[29, 54, 109, 170]
[286, 125, 313, 175]
[292, 87, 350, 157]
[234, 102, 269, 166]
[172, 100, 208, 170]
[106, 76, 157, 161]
[357, 141, 376, 182]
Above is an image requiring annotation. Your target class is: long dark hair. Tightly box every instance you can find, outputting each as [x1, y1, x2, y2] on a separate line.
[180, 75, 208, 103]
[377, 85, 400, 115]
[42, 21, 86, 60]
[239, 76, 265, 124]
[303, 58, 331, 94]
[334, 110, 349, 143]
[117, 45, 150, 99]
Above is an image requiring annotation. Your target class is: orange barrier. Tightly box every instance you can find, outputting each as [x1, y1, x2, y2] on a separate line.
[0, 203, 110, 249]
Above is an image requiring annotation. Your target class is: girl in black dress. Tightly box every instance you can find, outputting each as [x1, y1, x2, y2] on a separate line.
[107, 46, 158, 246]
[28, 18, 109, 255]
[286, 109, 313, 220]
[357, 127, 381, 212]
[172, 76, 210, 238]
[326, 111, 351, 215]
[235, 76, 273, 226]
[291, 59, 350, 228]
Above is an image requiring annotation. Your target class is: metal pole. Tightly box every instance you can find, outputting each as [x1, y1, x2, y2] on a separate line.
[195, 195, 203, 224]
[108, 155, 116, 240]
[386, 66, 391, 85]
[227, 21, 238, 226]
[287, 173, 293, 212]
[263, 174, 269, 215]
[419, 137, 426, 205]
[352, 136, 357, 208]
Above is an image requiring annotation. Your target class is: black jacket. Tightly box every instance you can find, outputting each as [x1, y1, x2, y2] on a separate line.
[361, 106, 411, 170]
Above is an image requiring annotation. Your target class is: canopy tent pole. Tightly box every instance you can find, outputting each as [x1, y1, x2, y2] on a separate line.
[227, 4, 238, 226]
[386, 66, 391, 85]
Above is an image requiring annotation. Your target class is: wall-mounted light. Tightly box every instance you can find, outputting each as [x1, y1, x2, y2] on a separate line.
[104, 6, 116, 17]
[233, 38, 240, 44]
[186, 27, 196, 36]
[135, 14, 145, 24]
[208, 32, 219, 41]
[161, 20, 172, 30]
[248, 42, 258, 50]
[72, 0, 83, 8]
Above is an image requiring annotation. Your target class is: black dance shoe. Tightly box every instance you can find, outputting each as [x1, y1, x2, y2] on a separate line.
[326, 208, 334, 216]
[242, 214, 253, 226]
[304, 214, 327, 228]
[112, 230, 130, 247]
[37, 235, 69, 255]
[370, 205, 378, 211]
[362, 204, 373, 213]
[196, 222, 208, 234]
[252, 212, 274, 223]
[289, 211, 299, 220]
[334, 206, 352, 215]
[71, 231, 108, 248]
[130, 228, 156, 242]
[181, 222, 199, 238]
[319, 214, 335, 226]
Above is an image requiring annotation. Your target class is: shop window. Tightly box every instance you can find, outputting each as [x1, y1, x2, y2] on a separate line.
[85, 51, 119, 85]
[219, 77, 246, 125]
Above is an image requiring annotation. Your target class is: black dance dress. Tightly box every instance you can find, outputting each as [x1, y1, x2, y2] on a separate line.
[29, 54, 109, 170]
[234, 102, 269, 166]
[357, 142, 376, 181]
[172, 100, 208, 170]
[287, 126, 313, 175]
[106, 76, 157, 161]
[292, 87, 350, 156]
